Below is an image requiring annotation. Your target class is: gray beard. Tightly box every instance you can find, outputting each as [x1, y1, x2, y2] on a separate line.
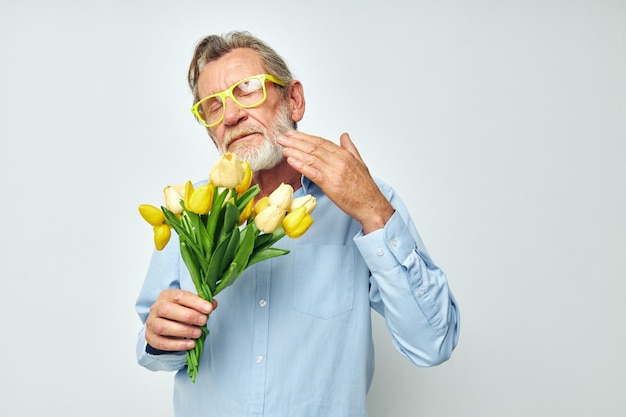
[219, 104, 294, 172]
[229, 135, 284, 172]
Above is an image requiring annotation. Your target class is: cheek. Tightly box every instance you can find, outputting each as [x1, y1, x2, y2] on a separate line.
[207, 128, 224, 148]
[249, 108, 277, 128]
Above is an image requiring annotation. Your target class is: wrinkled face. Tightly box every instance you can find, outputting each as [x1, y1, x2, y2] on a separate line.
[197, 48, 293, 170]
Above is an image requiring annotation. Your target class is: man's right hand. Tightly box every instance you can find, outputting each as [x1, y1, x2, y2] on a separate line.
[145, 289, 217, 352]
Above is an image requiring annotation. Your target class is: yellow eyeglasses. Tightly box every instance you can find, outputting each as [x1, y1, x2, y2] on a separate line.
[191, 74, 286, 127]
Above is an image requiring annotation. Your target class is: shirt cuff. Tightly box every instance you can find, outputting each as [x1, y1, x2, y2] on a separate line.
[146, 343, 183, 356]
[353, 211, 416, 272]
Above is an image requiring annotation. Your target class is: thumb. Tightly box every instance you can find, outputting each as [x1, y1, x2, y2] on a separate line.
[340, 132, 365, 163]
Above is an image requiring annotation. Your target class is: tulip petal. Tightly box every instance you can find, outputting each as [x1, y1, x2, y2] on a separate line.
[184, 181, 194, 208]
[210, 153, 245, 188]
[254, 196, 270, 215]
[235, 161, 252, 194]
[290, 194, 317, 214]
[139, 204, 166, 226]
[163, 184, 185, 215]
[268, 183, 293, 211]
[153, 224, 171, 250]
[239, 199, 254, 226]
[188, 183, 214, 214]
[283, 206, 314, 238]
[255, 204, 286, 233]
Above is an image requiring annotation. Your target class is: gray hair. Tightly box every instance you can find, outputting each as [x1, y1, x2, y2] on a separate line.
[187, 31, 294, 106]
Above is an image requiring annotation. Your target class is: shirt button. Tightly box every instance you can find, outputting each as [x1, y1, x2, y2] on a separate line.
[417, 289, 424, 296]
[391, 238, 398, 247]
[376, 248, 384, 256]
[256, 355, 263, 364]
[259, 299, 267, 307]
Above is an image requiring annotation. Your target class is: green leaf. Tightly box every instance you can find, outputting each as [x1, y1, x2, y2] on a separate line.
[188, 210, 213, 257]
[205, 227, 238, 293]
[189, 212, 206, 253]
[162, 207, 183, 232]
[253, 232, 273, 250]
[247, 247, 290, 268]
[180, 213, 193, 239]
[212, 203, 227, 245]
[214, 262, 239, 295]
[180, 241, 209, 300]
[222, 226, 240, 272]
[232, 224, 259, 273]
[179, 203, 210, 256]
[235, 184, 260, 212]
[206, 187, 229, 246]
[179, 206, 198, 239]
[162, 208, 204, 258]
[219, 202, 240, 243]
[254, 226, 286, 251]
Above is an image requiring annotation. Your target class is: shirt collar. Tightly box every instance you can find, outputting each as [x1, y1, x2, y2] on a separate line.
[300, 175, 317, 195]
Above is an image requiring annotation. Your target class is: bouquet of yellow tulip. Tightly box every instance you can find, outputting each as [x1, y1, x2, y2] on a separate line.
[138, 153, 316, 382]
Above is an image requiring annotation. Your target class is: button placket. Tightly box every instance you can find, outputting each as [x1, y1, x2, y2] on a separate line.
[249, 263, 270, 415]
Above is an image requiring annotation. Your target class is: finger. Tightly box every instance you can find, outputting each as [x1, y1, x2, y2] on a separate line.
[148, 337, 196, 352]
[279, 135, 330, 179]
[339, 132, 365, 164]
[145, 320, 198, 352]
[145, 292, 218, 352]
[163, 289, 214, 315]
[147, 314, 205, 340]
[151, 298, 210, 327]
[280, 131, 347, 169]
[281, 130, 331, 155]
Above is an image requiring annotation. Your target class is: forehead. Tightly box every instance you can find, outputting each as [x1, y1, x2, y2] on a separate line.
[197, 48, 266, 97]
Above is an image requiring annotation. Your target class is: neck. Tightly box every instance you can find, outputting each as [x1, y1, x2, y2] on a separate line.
[252, 159, 302, 199]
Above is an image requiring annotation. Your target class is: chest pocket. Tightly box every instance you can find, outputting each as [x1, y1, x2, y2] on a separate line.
[292, 244, 355, 319]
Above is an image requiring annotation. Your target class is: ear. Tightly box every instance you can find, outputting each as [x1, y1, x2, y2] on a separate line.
[287, 80, 306, 123]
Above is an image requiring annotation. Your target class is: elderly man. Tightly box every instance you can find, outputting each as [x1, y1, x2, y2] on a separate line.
[136, 30, 459, 416]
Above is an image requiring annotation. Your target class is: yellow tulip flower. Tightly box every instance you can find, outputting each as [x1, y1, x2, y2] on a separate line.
[235, 161, 252, 194]
[210, 153, 245, 189]
[289, 194, 317, 214]
[187, 183, 214, 214]
[282, 206, 314, 238]
[163, 184, 185, 215]
[254, 196, 270, 215]
[238, 199, 254, 226]
[139, 204, 166, 226]
[183, 181, 194, 208]
[268, 183, 293, 211]
[254, 204, 286, 233]
[153, 223, 172, 250]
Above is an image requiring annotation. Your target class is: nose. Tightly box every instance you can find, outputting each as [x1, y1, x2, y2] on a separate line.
[222, 97, 247, 126]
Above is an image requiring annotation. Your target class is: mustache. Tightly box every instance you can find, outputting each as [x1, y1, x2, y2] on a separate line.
[222, 126, 267, 150]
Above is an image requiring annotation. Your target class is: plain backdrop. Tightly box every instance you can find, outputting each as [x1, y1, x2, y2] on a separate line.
[1, 1, 624, 416]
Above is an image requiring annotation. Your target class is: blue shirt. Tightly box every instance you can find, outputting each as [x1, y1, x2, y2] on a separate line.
[135, 176, 460, 417]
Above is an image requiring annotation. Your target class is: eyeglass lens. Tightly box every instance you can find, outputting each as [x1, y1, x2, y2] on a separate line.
[200, 77, 265, 125]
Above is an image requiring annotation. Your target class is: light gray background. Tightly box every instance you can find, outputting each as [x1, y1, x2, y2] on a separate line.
[1, 1, 624, 416]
